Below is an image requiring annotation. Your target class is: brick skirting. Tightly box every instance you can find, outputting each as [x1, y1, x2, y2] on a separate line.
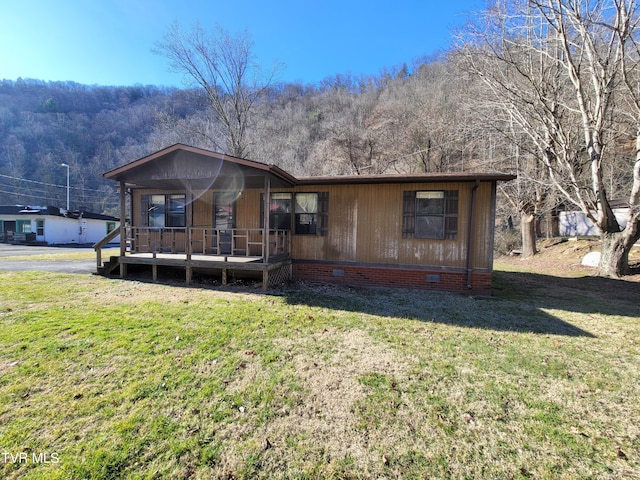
[292, 261, 493, 295]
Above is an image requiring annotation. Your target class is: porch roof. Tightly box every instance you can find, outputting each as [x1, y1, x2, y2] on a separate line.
[102, 143, 297, 189]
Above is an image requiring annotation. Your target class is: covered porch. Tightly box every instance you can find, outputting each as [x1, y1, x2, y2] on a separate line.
[95, 144, 297, 289]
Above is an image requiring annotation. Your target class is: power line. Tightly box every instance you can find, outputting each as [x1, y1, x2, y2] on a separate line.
[0, 172, 103, 191]
[0, 183, 119, 206]
[0, 172, 65, 188]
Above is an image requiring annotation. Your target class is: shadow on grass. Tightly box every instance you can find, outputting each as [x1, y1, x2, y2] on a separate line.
[280, 283, 596, 338]
[492, 270, 640, 318]
[279, 269, 640, 338]
[117, 265, 640, 338]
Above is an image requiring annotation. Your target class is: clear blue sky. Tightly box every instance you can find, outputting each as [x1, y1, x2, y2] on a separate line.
[0, 0, 485, 88]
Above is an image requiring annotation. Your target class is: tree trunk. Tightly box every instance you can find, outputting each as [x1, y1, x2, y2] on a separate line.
[521, 211, 538, 258]
[598, 126, 640, 277]
[598, 232, 629, 278]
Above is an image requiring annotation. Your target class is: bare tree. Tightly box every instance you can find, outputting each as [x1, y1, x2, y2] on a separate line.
[612, 0, 640, 275]
[455, 0, 558, 257]
[154, 22, 282, 158]
[459, 0, 640, 275]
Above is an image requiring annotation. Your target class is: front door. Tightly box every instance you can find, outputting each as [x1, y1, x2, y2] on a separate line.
[214, 193, 235, 255]
[3, 221, 16, 243]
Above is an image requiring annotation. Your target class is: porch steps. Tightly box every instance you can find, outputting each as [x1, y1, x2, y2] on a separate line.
[97, 256, 121, 276]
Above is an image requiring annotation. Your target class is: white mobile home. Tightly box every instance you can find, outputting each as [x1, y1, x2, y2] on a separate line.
[559, 203, 629, 237]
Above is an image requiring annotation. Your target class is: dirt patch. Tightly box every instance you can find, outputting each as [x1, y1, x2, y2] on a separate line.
[217, 329, 417, 472]
[89, 278, 264, 306]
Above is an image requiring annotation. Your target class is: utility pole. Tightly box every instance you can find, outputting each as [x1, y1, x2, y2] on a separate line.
[60, 163, 69, 210]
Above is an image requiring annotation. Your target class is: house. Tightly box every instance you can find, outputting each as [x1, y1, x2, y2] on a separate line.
[97, 144, 515, 295]
[0, 205, 119, 245]
[558, 201, 629, 237]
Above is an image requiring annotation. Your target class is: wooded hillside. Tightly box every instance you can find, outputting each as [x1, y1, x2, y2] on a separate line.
[0, 59, 495, 217]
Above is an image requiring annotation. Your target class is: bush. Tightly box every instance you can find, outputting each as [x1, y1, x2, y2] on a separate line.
[494, 228, 521, 255]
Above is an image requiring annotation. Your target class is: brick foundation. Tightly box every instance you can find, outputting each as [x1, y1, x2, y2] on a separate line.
[292, 261, 493, 296]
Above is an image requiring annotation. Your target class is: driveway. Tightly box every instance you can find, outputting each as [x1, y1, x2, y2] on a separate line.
[0, 244, 97, 274]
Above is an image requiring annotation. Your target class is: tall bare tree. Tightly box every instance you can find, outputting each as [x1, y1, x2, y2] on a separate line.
[155, 22, 282, 158]
[459, 0, 640, 275]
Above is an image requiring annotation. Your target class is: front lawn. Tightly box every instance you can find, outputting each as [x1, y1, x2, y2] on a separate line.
[0, 267, 638, 479]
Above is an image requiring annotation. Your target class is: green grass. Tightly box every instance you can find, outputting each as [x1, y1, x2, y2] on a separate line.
[0, 267, 639, 479]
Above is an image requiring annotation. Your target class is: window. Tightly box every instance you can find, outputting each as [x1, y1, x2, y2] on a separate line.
[167, 195, 186, 227]
[36, 219, 44, 236]
[260, 193, 292, 230]
[294, 192, 329, 235]
[16, 220, 32, 234]
[403, 190, 458, 239]
[141, 194, 186, 228]
[148, 195, 166, 228]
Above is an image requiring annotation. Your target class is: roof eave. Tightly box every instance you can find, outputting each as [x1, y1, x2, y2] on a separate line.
[295, 173, 517, 185]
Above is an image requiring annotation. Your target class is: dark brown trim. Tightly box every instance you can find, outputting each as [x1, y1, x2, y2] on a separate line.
[103, 144, 514, 188]
[466, 180, 480, 289]
[296, 173, 516, 186]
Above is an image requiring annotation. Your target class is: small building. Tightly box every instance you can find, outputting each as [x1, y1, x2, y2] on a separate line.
[97, 144, 514, 295]
[0, 205, 119, 245]
[558, 201, 629, 237]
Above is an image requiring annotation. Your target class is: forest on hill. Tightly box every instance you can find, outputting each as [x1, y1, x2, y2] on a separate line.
[2, 0, 639, 277]
[0, 59, 490, 216]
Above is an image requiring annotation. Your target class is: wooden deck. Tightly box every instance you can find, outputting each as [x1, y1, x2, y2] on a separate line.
[96, 227, 292, 289]
[104, 252, 291, 290]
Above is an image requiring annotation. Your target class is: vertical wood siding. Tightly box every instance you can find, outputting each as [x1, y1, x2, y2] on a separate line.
[131, 180, 496, 270]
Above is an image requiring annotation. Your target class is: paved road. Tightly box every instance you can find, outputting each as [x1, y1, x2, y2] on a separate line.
[0, 244, 97, 274]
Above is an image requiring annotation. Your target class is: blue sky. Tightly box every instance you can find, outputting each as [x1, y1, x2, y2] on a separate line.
[1, 0, 485, 88]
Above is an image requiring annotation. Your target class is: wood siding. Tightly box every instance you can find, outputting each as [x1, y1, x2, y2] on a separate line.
[289, 182, 495, 270]
[130, 180, 496, 270]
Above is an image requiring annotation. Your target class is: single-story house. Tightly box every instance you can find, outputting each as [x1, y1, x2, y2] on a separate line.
[97, 144, 515, 295]
[0, 205, 119, 245]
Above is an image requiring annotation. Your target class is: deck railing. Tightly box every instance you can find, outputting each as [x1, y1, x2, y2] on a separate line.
[127, 227, 290, 260]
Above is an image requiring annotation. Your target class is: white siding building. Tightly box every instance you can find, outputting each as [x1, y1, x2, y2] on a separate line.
[558, 206, 628, 237]
[0, 206, 119, 245]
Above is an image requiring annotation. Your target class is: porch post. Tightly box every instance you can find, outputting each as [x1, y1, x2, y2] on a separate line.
[263, 175, 271, 263]
[186, 181, 193, 259]
[185, 181, 193, 285]
[119, 181, 126, 257]
[119, 180, 127, 278]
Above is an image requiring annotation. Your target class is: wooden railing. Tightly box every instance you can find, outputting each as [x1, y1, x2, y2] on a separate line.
[126, 227, 290, 260]
[93, 227, 121, 268]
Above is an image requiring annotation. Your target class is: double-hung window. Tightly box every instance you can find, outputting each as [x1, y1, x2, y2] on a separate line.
[142, 194, 186, 228]
[294, 192, 329, 235]
[260, 193, 292, 230]
[16, 219, 32, 234]
[167, 195, 186, 227]
[403, 190, 458, 239]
